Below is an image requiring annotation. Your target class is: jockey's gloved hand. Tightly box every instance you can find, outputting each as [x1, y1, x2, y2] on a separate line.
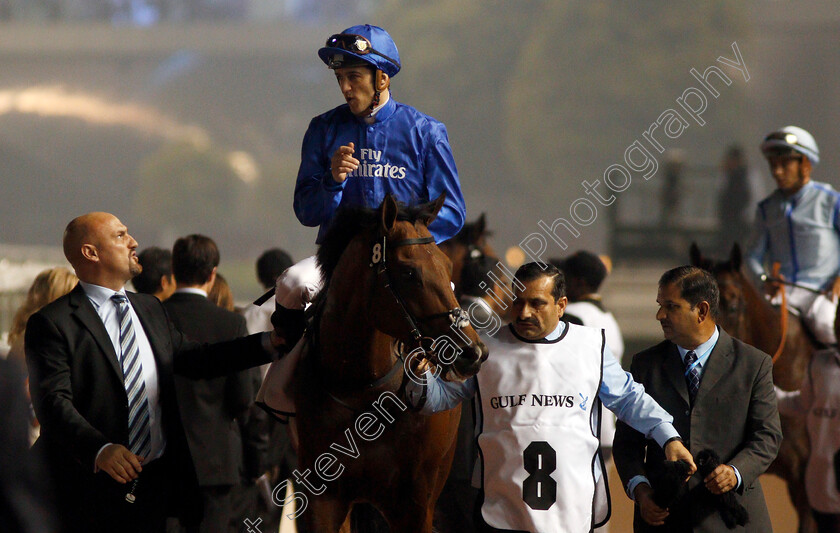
[271, 303, 306, 348]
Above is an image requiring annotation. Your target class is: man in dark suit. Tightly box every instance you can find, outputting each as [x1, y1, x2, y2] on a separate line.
[613, 265, 782, 532]
[164, 234, 255, 533]
[25, 212, 285, 533]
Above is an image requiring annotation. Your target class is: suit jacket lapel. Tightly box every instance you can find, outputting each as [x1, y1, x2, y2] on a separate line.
[68, 285, 123, 379]
[663, 343, 690, 406]
[694, 328, 734, 404]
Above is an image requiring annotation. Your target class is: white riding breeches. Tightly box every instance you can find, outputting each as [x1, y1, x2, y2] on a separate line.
[773, 287, 838, 345]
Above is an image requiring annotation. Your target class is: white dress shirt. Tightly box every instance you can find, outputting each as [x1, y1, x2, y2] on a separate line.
[81, 282, 166, 465]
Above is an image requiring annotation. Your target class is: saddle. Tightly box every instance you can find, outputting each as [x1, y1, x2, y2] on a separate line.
[254, 294, 326, 423]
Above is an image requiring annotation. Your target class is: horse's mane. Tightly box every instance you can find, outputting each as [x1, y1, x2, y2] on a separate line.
[316, 202, 429, 283]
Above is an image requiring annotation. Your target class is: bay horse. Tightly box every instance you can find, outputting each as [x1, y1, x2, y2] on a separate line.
[438, 213, 496, 293]
[293, 194, 488, 532]
[690, 243, 817, 533]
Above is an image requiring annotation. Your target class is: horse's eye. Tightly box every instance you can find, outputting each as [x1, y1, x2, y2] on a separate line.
[401, 269, 421, 285]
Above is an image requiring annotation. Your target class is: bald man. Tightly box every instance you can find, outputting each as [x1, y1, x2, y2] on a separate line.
[25, 213, 286, 533]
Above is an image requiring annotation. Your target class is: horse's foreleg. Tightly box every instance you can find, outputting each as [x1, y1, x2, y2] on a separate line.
[301, 495, 352, 533]
[378, 482, 436, 533]
[383, 501, 434, 533]
[769, 415, 817, 533]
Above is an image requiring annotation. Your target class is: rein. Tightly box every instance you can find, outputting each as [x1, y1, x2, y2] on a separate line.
[373, 234, 437, 342]
[324, 348, 406, 413]
[771, 262, 788, 364]
[322, 231, 467, 413]
[372, 233, 470, 351]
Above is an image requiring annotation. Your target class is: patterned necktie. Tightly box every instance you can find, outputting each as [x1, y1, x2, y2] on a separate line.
[111, 294, 152, 458]
[684, 350, 701, 403]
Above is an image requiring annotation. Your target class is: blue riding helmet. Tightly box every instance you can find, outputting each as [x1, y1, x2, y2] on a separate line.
[318, 24, 401, 78]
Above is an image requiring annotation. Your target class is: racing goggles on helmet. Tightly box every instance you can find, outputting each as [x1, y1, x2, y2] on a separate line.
[761, 131, 803, 159]
[325, 33, 400, 69]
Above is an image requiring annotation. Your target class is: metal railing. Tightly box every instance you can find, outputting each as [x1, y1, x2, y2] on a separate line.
[609, 164, 736, 262]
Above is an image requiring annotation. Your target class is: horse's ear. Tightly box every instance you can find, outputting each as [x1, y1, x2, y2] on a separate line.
[381, 193, 399, 233]
[730, 243, 742, 272]
[418, 193, 446, 227]
[689, 242, 703, 267]
[476, 213, 486, 235]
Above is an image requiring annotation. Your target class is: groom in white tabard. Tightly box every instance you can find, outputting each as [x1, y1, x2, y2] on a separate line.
[405, 262, 695, 533]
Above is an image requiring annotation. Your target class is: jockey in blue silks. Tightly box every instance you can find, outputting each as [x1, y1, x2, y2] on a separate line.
[255, 24, 467, 420]
[294, 23, 466, 245]
[274, 24, 467, 332]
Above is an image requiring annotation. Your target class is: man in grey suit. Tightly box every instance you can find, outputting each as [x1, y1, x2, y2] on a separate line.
[613, 265, 782, 532]
[164, 234, 256, 533]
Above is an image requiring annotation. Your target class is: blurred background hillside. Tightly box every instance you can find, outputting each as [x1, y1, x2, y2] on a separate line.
[1, 0, 838, 306]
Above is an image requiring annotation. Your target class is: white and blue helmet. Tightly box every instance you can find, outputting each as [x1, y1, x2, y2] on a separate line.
[761, 125, 820, 165]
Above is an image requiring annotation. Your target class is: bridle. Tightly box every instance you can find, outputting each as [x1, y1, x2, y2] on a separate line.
[323, 232, 471, 413]
[370, 233, 471, 356]
[716, 277, 747, 328]
[717, 264, 787, 364]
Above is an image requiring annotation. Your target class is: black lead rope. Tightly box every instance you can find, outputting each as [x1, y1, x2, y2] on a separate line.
[325, 355, 406, 414]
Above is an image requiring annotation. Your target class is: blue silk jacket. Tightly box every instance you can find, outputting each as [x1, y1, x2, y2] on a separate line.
[293, 97, 466, 243]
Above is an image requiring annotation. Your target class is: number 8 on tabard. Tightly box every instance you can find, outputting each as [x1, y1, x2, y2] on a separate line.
[522, 441, 557, 510]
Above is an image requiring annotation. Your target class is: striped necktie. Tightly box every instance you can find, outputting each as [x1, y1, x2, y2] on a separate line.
[684, 350, 701, 404]
[111, 294, 152, 459]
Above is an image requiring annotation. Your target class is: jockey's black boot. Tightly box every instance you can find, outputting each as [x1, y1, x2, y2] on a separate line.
[271, 304, 306, 348]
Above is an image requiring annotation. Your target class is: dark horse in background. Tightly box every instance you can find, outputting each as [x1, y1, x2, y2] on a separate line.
[293, 194, 488, 532]
[435, 213, 504, 533]
[438, 213, 496, 293]
[691, 243, 818, 533]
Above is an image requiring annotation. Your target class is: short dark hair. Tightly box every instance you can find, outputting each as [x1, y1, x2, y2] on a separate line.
[256, 248, 293, 289]
[172, 234, 220, 286]
[514, 262, 565, 301]
[133, 247, 171, 294]
[460, 255, 503, 298]
[659, 266, 720, 318]
[556, 251, 607, 292]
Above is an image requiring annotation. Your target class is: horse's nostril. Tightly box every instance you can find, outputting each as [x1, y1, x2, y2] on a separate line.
[475, 342, 488, 362]
[471, 345, 483, 361]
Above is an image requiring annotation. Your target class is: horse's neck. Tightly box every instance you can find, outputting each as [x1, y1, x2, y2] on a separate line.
[740, 275, 783, 354]
[318, 303, 396, 388]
